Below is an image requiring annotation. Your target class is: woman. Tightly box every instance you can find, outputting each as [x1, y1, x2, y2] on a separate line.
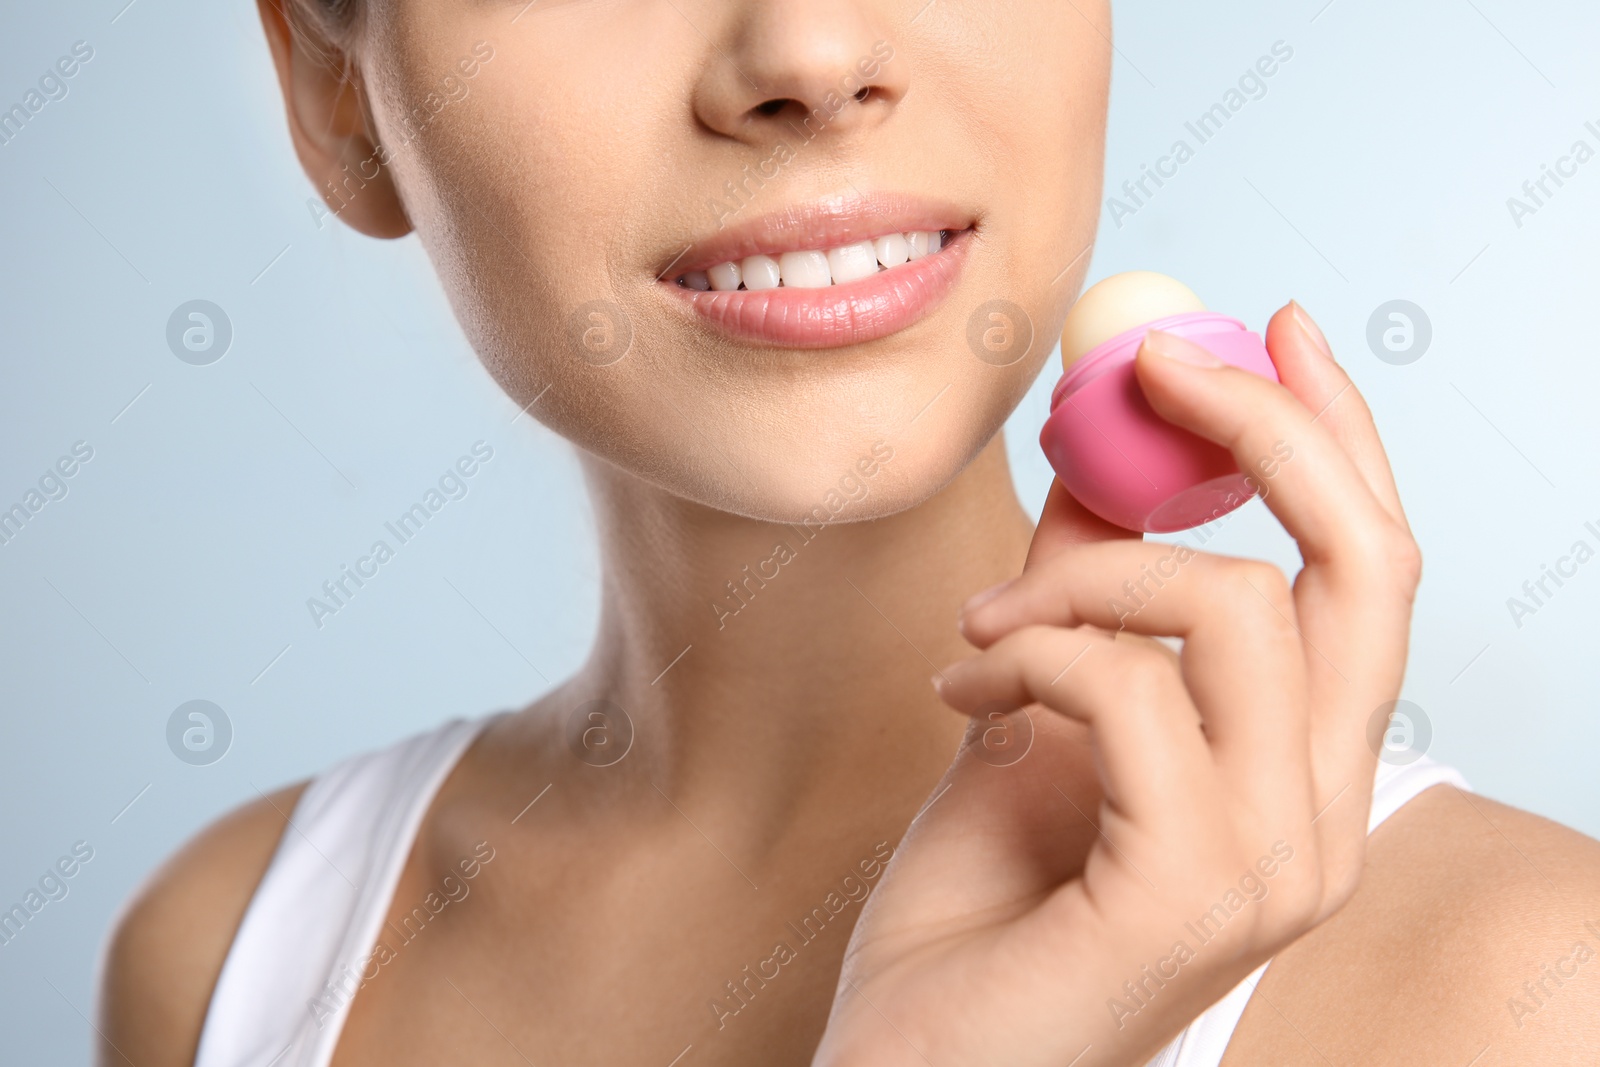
[98, 1, 1600, 1064]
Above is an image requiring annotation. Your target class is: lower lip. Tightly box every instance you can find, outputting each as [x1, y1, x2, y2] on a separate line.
[663, 230, 973, 349]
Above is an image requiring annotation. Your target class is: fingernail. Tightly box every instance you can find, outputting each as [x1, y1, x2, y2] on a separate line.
[962, 579, 1014, 617]
[931, 673, 948, 697]
[1142, 329, 1224, 368]
[1290, 301, 1334, 361]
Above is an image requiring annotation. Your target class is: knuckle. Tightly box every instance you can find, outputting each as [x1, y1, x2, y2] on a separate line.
[1387, 533, 1424, 594]
[1347, 525, 1423, 595]
[998, 625, 1083, 688]
[1004, 624, 1065, 663]
[1244, 560, 1294, 606]
[1110, 643, 1178, 702]
[1284, 867, 1327, 923]
[1219, 559, 1295, 623]
[1258, 862, 1324, 943]
[1315, 846, 1367, 914]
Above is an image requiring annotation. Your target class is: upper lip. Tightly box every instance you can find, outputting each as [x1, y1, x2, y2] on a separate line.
[658, 192, 976, 279]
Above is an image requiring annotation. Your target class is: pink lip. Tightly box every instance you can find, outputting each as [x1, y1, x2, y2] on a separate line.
[658, 193, 977, 349]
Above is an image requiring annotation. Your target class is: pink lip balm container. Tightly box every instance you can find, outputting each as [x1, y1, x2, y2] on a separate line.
[1039, 310, 1279, 533]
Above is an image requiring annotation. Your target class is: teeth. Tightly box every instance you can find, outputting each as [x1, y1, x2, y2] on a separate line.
[779, 249, 832, 288]
[906, 231, 936, 260]
[680, 230, 952, 290]
[741, 254, 781, 291]
[873, 233, 909, 268]
[826, 241, 880, 284]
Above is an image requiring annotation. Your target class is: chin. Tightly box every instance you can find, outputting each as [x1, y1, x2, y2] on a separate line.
[467, 254, 1049, 526]
[632, 387, 1022, 527]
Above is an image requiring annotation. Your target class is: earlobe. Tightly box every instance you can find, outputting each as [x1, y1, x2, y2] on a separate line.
[256, 0, 411, 239]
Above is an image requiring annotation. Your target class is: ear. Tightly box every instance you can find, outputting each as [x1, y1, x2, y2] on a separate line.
[257, 0, 411, 238]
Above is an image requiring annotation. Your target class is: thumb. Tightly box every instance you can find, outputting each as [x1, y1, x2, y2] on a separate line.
[1023, 477, 1142, 573]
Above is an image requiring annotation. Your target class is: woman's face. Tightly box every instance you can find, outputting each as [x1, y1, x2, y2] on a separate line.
[351, 1, 1109, 521]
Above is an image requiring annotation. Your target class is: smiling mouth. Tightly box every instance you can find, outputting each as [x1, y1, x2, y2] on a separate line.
[659, 194, 977, 349]
[672, 229, 957, 291]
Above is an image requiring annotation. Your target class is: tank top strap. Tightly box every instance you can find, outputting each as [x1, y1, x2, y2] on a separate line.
[194, 717, 488, 1067]
[1367, 753, 1471, 833]
[1144, 754, 1471, 1067]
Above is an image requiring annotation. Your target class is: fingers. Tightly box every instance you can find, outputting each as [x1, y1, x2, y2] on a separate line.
[1264, 302, 1411, 534]
[1124, 331, 1419, 911]
[1133, 329, 1415, 600]
[936, 625, 1214, 826]
[960, 539, 1312, 821]
[1024, 477, 1141, 574]
[966, 540, 1294, 648]
[1254, 306, 1420, 889]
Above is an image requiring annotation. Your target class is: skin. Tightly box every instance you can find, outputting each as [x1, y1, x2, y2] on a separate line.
[97, 2, 1600, 1065]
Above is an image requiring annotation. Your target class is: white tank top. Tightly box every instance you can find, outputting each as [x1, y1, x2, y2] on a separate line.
[193, 717, 1470, 1067]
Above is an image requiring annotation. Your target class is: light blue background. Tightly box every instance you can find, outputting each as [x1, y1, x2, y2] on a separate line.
[2, 0, 1596, 1061]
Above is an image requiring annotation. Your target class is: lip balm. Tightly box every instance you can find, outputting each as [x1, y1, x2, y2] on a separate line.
[1038, 271, 1280, 533]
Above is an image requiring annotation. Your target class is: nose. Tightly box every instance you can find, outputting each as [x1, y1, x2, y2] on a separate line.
[693, 2, 907, 146]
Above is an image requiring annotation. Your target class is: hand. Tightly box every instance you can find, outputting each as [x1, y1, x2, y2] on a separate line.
[811, 304, 1423, 1067]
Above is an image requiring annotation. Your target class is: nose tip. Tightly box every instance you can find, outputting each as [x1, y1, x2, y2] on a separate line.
[693, 14, 904, 145]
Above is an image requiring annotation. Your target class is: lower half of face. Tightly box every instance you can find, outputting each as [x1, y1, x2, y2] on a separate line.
[365, 0, 1109, 523]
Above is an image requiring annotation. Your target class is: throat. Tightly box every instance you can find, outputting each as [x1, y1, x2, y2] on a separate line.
[562, 435, 1035, 836]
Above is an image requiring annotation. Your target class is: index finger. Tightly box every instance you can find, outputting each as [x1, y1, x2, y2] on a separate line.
[1266, 302, 1412, 535]
[1133, 330, 1412, 583]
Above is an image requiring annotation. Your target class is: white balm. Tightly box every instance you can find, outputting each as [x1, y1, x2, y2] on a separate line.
[1060, 271, 1206, 370]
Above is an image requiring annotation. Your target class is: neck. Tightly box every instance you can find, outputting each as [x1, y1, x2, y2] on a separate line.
[566, 435, 1035, 827]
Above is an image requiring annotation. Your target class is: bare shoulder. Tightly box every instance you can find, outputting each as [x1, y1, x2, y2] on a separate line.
[96, 782, 308, 1067]
[1226, 783, 1600, 1066]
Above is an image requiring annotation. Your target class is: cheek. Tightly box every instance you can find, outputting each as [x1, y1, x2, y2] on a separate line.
[377, 9, 688, 248]
[357, 3, 1112, 522]
[369, 12, 693, 395]
[989, 29, 1109, 281]
[912, 6, 1110, 349]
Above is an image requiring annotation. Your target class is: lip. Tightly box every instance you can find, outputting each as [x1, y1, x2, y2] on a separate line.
[658, 193, 977, 349]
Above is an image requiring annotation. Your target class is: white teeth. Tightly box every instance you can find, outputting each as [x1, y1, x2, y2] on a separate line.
[779, 249, 832, 289]
[905, 231, 936, 260]
[873, 233, 909, 268]
[827, 241, 880, 284]
[708, 261, 742, 291]
[740, 254, 781, 290]
[684, 230, 952, 290]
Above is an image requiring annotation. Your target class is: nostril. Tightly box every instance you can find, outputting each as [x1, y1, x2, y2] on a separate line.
[748, 88, 876, 123]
